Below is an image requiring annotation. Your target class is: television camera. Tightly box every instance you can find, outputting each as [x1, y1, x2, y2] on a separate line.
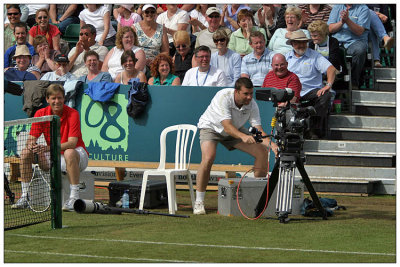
[252, 88, 327, 223]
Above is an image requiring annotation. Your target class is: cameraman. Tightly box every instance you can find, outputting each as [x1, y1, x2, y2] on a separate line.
[194, 77, 278, 215]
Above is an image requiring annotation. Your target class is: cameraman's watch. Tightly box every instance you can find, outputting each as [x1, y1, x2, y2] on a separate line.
[326, 82, 333, 88]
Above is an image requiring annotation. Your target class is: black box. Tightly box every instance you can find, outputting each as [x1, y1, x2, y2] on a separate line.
[108, 180, 168, 209]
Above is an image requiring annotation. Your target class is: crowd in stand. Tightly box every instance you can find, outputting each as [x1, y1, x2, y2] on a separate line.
[4, 4, 396, 138]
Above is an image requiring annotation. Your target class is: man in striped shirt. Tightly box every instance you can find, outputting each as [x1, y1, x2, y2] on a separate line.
[262, 53, 301, 107]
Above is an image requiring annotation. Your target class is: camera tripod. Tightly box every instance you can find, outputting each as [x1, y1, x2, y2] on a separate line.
[255, 149, 327, 223]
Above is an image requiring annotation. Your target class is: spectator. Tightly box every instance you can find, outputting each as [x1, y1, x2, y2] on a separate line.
[67, 24, 109, 78]
[114, 50, 146, 84]
[268, 6, 310, 55]
[286, 31, 336, 139]
[195, 7, 232, 54]
[262, 53, 301, 106]
[368, 9, 395, 67]
[115, 4, 142, 32]
[307, 20, 343, 73]
[194, 77, 278, 215]
[12, 84, 88, 211]
[25, 4, 49, 28]
[4, 4, 24, 52]
[31, 35, 60, 77]
[228, 9, 267, 57]
[101, 26, 146, 80]
[79, 4, 117, 47]
[5, 45, 41, 81]
[255, 4, 286, 39]
[156, 4, 196, 14]
[28, 8, 61, 52]
[148, 53, 180, 86]
[189, 4, 215, 34]
[327, 4, 370, 89]
[221, 4, 251, 31]
[49, 4, 82, 35]
[172, 30, 194, 82]
[298, 4, 332, 29]
[156, 4, 190, 56]
[132, 5, 169, 70]
[241, 31, 275, 87]
[41, 54, 77, 81]
[211, 29, 241, 87]
[5, 22, 35, 68]
[182, 45, 229, 87]
[78, 51, 112, 83]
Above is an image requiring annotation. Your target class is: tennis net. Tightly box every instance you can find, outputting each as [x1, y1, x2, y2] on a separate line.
[4, 116, 62, 230]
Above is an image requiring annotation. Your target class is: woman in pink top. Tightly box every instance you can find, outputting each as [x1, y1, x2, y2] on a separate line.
[28, 8, 61, 52]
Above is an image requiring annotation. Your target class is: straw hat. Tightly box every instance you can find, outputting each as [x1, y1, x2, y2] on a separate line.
[13, 45, 31, 58]
[286, 30, 311, 45]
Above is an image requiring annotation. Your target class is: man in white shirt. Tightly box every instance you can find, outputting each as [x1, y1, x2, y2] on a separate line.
[68, 24, 109, 78]
[195, 7, 232, 53]
[182, 46, 229, 87]
[194, 77, 278, 215]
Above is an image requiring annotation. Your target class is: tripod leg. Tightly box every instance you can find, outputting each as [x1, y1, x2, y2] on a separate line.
[254, 160, 280, 217]
[296, 158, 327, 220]
[276, 161, 295, 223]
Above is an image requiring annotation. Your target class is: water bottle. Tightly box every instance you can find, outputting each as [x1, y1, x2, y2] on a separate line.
[122, 190, 129, 208]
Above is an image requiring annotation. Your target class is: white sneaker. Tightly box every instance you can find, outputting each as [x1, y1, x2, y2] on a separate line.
[11, 196, 29, 209]
[62, 198, 77, 212]
[193, 201, 206, 215]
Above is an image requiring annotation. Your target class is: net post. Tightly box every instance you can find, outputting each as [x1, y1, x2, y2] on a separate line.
[50, 115, 62, 229]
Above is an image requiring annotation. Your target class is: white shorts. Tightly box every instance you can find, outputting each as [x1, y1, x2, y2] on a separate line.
[60, 146, 89, 173]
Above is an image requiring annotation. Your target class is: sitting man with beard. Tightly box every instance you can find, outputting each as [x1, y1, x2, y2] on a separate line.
[285, 30, 336, 139]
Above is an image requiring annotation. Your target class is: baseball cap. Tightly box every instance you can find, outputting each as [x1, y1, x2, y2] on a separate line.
[206, 7, 220, 16]
[142, 4, 156, 11]
[54, 54, 69, 63]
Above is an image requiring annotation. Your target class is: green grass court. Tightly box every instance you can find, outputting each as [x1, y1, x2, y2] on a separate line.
[4, 190, 396, 263]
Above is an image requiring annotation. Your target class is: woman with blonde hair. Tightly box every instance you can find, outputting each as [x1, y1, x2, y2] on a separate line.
[172, 30, 195, 81]
[148, 53, 180, 85]
[307, 20, 342, 72]
[267, 6, 310, 55]
[102, 26, 146, 80]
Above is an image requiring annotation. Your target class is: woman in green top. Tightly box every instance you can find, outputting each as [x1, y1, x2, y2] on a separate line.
[228, 9, 267, 57]
[148, 53, 180, 85]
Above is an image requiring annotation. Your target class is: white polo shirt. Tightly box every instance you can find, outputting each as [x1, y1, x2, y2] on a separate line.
[197, 88, 261, 136]
[182, 66, 229, 87]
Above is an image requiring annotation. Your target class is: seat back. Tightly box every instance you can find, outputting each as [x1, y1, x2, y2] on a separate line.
[158, 124, 197, 170]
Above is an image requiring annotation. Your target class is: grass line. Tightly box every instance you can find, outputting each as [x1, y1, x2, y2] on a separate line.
[7, 233, 395, 257]
[4, 249, 197, 263]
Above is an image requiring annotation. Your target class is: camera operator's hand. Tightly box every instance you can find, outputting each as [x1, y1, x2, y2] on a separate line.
[242, 135, 257, 144]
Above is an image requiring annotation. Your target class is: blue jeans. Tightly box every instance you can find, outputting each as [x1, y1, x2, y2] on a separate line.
[369, 10, 388, 61]
[346, 41, 368, 87]
[56, 15, 80, 35]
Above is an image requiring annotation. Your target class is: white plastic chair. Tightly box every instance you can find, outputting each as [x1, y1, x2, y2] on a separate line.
[139, 124, 197, 214]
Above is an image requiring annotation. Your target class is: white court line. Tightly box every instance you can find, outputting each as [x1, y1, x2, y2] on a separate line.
[4, 249, 196, 263]
[6, 233, 395, 257]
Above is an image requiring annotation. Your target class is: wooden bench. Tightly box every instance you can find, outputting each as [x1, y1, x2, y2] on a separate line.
[4, 156, 254, 182]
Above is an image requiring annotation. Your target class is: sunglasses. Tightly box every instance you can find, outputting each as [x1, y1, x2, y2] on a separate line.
[7, 12, 20, 16]
[80, 32, 90, 36]
[176, 44, 187, 49]
[208, 14, 220, 19]
[144, 9, 156, 14]
[213, 38, 226, 43]
[38, 16, 48, 20]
